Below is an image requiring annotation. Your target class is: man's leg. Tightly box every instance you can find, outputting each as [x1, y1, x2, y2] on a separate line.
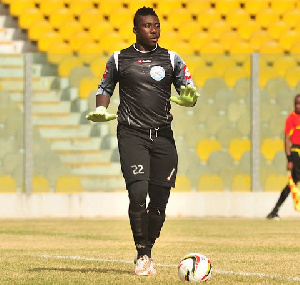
[147, 183, 171, 256]
[267, 184, 290, 219]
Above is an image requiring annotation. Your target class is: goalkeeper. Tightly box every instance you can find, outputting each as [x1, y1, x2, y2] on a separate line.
[86, 6, 199, 276]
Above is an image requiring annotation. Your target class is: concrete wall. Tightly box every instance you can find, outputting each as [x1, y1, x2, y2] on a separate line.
[0, 192, 299, 219]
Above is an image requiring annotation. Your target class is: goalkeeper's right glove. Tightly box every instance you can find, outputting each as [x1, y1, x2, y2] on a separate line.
[86, 106, 118, 122]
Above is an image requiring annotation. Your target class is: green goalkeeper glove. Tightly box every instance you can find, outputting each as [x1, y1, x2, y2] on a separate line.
[170, 85, 200, 107]
[86, 106, 118, 122]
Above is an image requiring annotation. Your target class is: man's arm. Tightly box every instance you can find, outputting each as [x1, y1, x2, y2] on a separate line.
[285, 133, 293, 170]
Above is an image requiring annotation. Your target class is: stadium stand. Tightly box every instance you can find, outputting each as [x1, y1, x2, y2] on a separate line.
[231, 174, 251, 192]
[197, 174, 225, 192]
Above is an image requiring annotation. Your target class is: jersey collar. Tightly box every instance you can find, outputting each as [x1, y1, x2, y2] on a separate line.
[133, 43, 158, 53]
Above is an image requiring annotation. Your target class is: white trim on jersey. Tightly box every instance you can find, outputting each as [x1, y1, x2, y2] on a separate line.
[114, 51, 120, 71]
[168, 51, 175, 71]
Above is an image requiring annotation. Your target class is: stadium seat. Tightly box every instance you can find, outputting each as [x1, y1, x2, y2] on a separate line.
[212, 55, 236, 77]
[217, 126, 241, 148]
[187, 0, 211, 15]
[196, 138, 222, 163]
[271, 0, 296, 14]
[219, 30, 241, 52]
[59, 20, 83, 42]
[201, 77, 227, 99]
[234, 77, 250, 98]
[284, 65, 300, 87]
[47, 42, 73, 64]
[282, 8, 300, 28]
[58, 55, 83, 77]
[273, 151, 286, 174]
[261, 138, 284, 162]
[18, 7, 43, 30]
[200, 41, 225, 61]
[78, 8, 103, 30]
[260, 66, 280, 88]
[214, 0, 240, 15]
[229, 40, 253, 62]
[223, 66, 248, 88]
[264, 77, 290, 100]
[189, 31, 213, 53]
[55, 175, 83, 193]
[78, 42, 103, 64]
[226, 8, 250, 29]
[9, 0, 35, 17]
[208, 20, 231, 41]
[68, 0, 94, 17]
[79, 76, 100, 99]
[279, 30, 300, 51]
[69, 65, 93, 88]
[244, 0, 269, 14]
[49, 8, 74, 30]
[89, 20, 114, 41]
[273, 55, 296, 77]
[39, 0, 65, 16]
[31, 175, 51, 193]
[197, 174, 225, 192]
[255, 8, 280, 29]
[290, 42, 300, 62]
[100, 31, 127, 54]
[231, 174, 251, 192]
[228, 137, 251, 162]
[69, 31, 93, 52]
[128, 0, 153, 12]
[264, 174, 287, 192]
[249, 30, 272, 51]
[207, 150, 234, 173]
[238, 20, 260, 41]
[227, 100, 248, 124]
[268, 20, 290, 41]
[28, 19, 53, 41]
[90, 55, 110, 77]
[214, 88, 239, 112]
[178, 20, 201, 42]
[155, 0, 182, 18]
[157, 30, 178, 50]
[195, 8, 221, 29]
[192, 66, 217, 88]
[173, 175, 192, 192]
[237, 115, 250, 137]
[109, 8, 133, 30]
[117, 20, 135, 43]
[0, 175, 17, 193]
[260, 41, 284, 61]
[37, 31, 63, 52]
[167, 8, 192, 30]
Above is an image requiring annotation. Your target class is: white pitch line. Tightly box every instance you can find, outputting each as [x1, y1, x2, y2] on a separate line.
[39, 254, 300, 282]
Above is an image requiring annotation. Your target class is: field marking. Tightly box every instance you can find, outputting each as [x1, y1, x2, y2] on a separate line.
[40, 254, 300, 282]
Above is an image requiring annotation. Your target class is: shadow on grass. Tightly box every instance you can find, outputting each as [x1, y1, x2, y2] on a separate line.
[29, 267, 132, 274]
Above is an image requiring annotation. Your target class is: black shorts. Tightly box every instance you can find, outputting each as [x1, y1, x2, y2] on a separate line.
[117, 124, 178, 187]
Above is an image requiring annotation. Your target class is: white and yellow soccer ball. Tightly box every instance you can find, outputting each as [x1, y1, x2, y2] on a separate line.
[178, 253, 212, 282]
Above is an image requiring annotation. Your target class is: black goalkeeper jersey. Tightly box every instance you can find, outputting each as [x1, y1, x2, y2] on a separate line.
[96, 44, 195, 129]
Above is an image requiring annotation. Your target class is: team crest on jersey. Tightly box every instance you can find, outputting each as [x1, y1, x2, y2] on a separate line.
[183, 65, 191, 79]
[150, 66, 165, 81]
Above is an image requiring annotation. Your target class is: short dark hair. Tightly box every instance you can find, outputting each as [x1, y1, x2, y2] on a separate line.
[133, 6, 158, 27]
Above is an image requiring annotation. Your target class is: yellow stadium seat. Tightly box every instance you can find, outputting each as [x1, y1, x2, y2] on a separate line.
[90, 55, 109, 77]
[173, 175, 192, 192]
[273, 55, 296, 77]
[69, 0, 94, 16]
[268, 20, 290, 40]
[55, 175, 82, 193]
[89, 20, 114, 41]
[226, 8, 250, 29]
[228, 138, 250, 162]
[158, 31, 178, 50]
[178, 20, 201, 42]
[238, 20, 260, 41]
[109, 8, 133, 29]
[195, 8, 221, 29]
[28, 19, 53, 41]
[167, 8, 192, 30]
[95, 0, 123, 16]
[284, 65, 300, 87]
[58, 55, 83, 77]
[282, 8, 300, 28]
[128, 0, 153, 13]
[190, 31, 213, 53]
[224, 66, 248, 87]
[200, 41, 225, 60]
[99, 31, 125, 53]
[229, 40, 253, 57]
[107, 41, 128, 54]
[290, 42, 300, 62]
[59, 20, 82, 41]
[0, 175, 17, 193]
[231, 174, 251, 192]
[279, 30, 300, 51]
[38, 31, 63, 52]
[271, 0, 296, 14]
[39, 0, 65, 16]
[244, 0, 269, 15]
[260, 66, 280, 87]
[192, 66, 217, 87]
[219, 30, 241, 52]
[197, 174, 225, 192]
[196, 138, 222, 163]
[214, 0, 240, 15]
[18, 7, 43, 30]
[187, 0, 211, 15]
[249, 30, 272, 51]
[213, 55, 236, 77]
[79, 76, 100, 99]
[184, 55, 206, 76]
[32, 175, 51, 193]
[49, 8, 74, 29]
[208, 20, 231, 41]
[175, 41, 195, 54]
[261, 138, 284, 162]
[47, 42, 73, 64]
[9, 0, 35, 17]
[256, 8, 280, 29]
[117, 20, 135, 43]
[265, 174, 288, 192]
[155, 0, 182, 18]
[260, 41, 283, 62]
[78, 42, 103, 64]
[69, 31, 93, 52]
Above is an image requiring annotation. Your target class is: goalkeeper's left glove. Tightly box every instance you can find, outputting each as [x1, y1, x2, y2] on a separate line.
[86, 106, 118, 122]
[170, 85, 200, 107]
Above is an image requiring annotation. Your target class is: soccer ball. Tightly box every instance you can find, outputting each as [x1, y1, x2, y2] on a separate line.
[178, 253, 212, 282]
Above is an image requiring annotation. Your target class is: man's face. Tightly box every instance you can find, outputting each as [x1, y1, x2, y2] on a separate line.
[134, 15, 160, 50]
[295, 96, 300, 114]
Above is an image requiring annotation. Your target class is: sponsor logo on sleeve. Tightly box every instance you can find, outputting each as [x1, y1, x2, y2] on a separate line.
[183, 65, 191, 79]
[103, 65, 109, 79]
